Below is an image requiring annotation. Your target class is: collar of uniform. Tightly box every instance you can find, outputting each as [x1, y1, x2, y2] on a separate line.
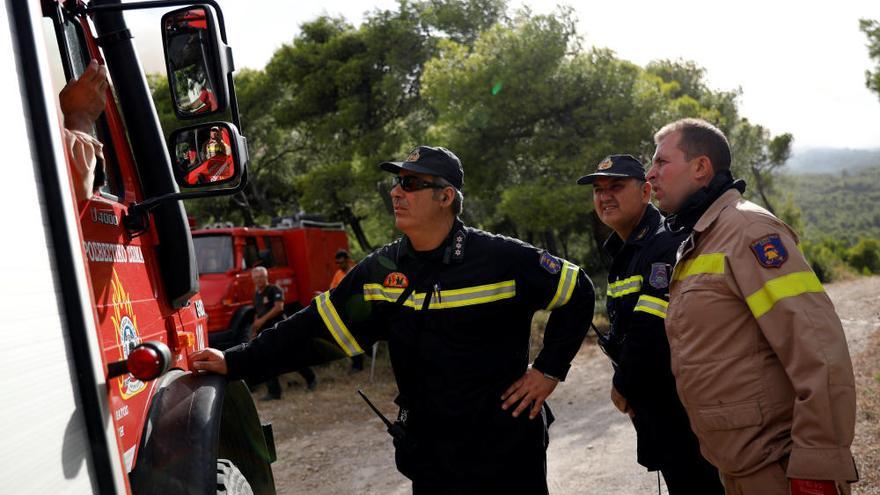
[602, 203, 661, 256]
[693, 188, 742, 233]
[400, 219, 467, 264]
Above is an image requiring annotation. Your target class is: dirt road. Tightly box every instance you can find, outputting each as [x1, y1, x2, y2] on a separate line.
[256, 276, 880, 494]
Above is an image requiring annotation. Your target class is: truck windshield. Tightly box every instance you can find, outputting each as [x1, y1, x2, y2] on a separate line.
[193, 235, 233, 274]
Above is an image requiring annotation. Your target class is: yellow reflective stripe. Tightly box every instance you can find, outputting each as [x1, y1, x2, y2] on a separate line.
[606, 275, 643, 298]
[745, 270, 825, 319]
[633, 294, 669, 319]
[427, 281, 516, 309]
[547, 261, 579, 310]
[362, 284, 419, 308]
[362, 281, 516, 310]
[608, 275, 642, 290]
[315, 291, 364, 356]
[673, 253, 726, 281]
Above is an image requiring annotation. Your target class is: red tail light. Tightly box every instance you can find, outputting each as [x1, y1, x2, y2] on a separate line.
[107, 341, 171, 381]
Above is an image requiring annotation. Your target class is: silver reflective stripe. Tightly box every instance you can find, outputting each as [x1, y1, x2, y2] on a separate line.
[427, 281, 516, 309]
[315, 292, 364, 356]
[363, 284, 418, 307]
[363, 281, 516, 310]
[633, 294, 668, 319]
[547, 261, 578, 310]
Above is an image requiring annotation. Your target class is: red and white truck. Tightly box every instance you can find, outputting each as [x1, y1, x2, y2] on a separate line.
[192, 220, 350, 349]
[1, 1, 276, 493]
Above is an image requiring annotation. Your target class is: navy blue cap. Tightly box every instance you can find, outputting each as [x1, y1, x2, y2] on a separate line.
[380, 146, 464, 190]
[577, 154, 646, 185]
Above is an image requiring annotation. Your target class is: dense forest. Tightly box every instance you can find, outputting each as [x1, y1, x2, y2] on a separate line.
[151, 1, 880, 284]
[785, 166, 880, 243]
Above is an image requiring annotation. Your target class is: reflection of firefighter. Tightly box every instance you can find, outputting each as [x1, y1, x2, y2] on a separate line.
[192, 82, 217, 113]
[180, 76, 217, 114]
[185, 155, 232, 184]
[182, 127, 233, 184]
[203, 126, 229, 158]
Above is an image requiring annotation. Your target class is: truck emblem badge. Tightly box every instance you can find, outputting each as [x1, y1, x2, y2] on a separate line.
[110, 269, 146, 399]
[384, 272, 409, 289]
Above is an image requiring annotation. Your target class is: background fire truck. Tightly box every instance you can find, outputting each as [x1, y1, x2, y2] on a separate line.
[192, 219, 349, 349]
[1, 1, 277, 493]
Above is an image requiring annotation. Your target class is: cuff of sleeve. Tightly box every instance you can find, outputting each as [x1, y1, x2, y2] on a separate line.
[223, 343, 249, 381]
[611, 369, 627, 399]
[532, 355, 571, 382]
[786, 447, 859, 482]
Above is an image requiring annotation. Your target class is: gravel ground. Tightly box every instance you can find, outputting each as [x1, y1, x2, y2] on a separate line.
[255, 276, 880, 494]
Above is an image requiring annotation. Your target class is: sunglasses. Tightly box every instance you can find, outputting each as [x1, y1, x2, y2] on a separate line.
[390, 175, 446, 192]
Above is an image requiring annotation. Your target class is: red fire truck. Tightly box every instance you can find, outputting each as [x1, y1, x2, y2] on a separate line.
[192, 220, 350, 349]
[1, 1, 275, 493]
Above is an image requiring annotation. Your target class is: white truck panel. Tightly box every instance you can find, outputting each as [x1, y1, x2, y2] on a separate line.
[0, 1, 127, 493]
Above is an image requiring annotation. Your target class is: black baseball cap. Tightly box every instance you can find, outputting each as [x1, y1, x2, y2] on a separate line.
[577, 154, 646, 185]
[380, 146, 464, 190]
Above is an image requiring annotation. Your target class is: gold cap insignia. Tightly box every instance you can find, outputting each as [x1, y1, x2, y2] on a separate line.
[597, 158, 613, 170]
[405, 151, 420, 162]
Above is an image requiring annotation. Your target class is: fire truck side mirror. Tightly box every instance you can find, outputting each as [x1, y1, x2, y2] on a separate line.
[170, 122, 248, 189]
[161, 5, 232, 120]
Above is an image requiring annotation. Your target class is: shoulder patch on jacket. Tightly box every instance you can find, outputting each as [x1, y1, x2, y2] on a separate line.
[539, 251, 562, 274]
[649, 263, 670, 289]
[750, 234, 788, 268]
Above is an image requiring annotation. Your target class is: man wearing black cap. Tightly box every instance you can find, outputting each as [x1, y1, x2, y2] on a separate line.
[191, 146, 595, 494]
[578, 155, 722, 494]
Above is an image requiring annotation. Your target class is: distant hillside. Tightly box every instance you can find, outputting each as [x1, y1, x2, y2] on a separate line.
[784, 165, 880, 243]
[785, 147, 880, 174]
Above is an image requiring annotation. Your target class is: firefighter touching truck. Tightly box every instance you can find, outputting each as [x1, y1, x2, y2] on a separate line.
[192, 146, 595, 494]
[648, 118, 858, 495]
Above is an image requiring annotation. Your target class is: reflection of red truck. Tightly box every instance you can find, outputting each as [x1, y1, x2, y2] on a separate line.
[192, 220, 350, 349]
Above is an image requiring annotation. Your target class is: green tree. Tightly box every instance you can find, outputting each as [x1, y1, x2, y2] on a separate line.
[777, 194, 804, 235]
[729, 120, 792, 215]
[418, 0, 508, 46]
[860, 19, 880, 99]
[847, 237, 880, 274]
[265, 14, 423, 249]
[646, 59, 741, 134]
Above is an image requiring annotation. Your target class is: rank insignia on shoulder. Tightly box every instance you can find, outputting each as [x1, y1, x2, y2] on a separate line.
[649, 263, 670, 289]
[750, 234, 788, 268]
[539, 251, 562, 274]
[453, 230, 466, 261]
[383, 272, 409, 288]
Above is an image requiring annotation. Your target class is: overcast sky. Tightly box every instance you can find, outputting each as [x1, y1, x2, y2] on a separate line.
[133, 0, 880, 150]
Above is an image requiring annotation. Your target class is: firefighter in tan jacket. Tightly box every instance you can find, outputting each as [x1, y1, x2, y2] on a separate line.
[647, 118, 858, 495]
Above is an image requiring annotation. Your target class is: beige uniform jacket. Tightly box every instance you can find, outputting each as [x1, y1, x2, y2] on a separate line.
[666, 188, 857, 482]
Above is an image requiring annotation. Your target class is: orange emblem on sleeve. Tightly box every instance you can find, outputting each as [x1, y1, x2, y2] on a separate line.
[383, 272, 409, 288]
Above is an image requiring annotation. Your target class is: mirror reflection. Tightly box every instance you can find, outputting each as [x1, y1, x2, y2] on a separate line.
[164, 8, 219, 116]
[174, 125, 236, 186]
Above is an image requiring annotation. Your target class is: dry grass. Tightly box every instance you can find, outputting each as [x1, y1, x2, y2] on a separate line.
[529, 310, 607, 359]
[253, 349, 400, 442]
[853, 330, 880, 495]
